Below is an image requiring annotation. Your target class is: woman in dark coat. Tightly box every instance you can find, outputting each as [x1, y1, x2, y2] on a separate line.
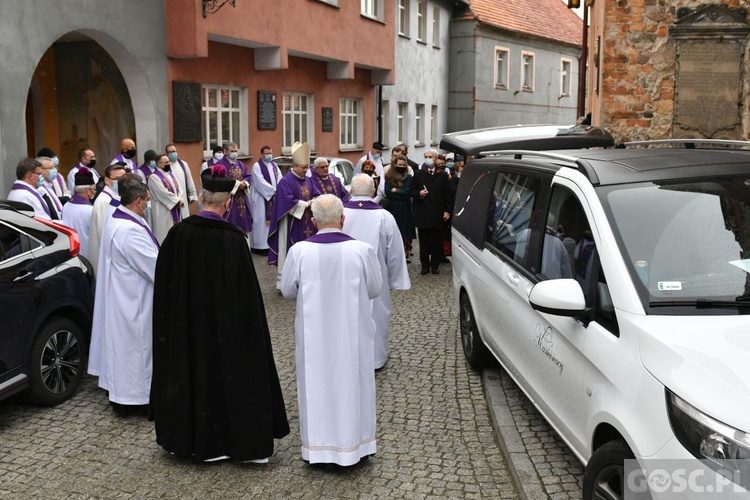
[383, 154, 416, 263]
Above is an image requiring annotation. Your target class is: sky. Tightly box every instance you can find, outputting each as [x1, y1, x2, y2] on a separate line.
[560, 0, 585, 19]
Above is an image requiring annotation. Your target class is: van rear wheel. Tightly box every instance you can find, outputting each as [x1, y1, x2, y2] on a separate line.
[459, 293, 492, 369]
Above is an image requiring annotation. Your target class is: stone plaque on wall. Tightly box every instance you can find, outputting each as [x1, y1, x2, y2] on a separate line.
[674, 41, 742, 137]
[172, 81, 202, 143]
[671, 5, 750, 139]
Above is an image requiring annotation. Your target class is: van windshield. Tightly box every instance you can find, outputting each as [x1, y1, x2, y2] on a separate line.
[603, 176, 750, 308]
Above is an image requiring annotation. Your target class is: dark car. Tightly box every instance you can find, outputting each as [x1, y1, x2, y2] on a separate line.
[0, 200, 94, 405]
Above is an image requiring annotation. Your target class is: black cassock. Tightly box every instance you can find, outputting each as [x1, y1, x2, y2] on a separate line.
[150, 214, 290, 461]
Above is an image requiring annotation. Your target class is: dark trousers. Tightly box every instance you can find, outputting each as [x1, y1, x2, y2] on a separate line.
[418, 227, 443, 271]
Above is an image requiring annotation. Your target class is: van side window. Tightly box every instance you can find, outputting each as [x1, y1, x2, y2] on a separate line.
[0, 222, 39, 262]
[487, 173, 541, 267]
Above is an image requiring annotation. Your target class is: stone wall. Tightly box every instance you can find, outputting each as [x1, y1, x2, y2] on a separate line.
[599, 0, 748, 142]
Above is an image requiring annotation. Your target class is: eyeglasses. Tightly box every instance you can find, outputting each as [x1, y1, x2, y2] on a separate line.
[32, 171, 42, 176]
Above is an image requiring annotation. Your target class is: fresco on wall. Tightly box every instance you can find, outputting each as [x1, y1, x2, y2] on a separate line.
[55, 41, 135, 169]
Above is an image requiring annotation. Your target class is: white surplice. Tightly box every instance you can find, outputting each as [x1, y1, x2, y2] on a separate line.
[67, 163, 100, 193]
[61, 200, 93, 259]
[7, 181, 51, 220]
[170, 159, 198, 219]
[343, 196, 411, 369]
[148, 171, 182, 244]
[250, 160, 282, 250]
[89, 206, 158, 404]
[88, 186, 119, 273]
[280, 229, 383, 466]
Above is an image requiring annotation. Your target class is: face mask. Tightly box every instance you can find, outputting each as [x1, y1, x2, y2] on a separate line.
[144, 201, 152, 217]
[264, 154, 273, 162]
[149, 161, 156, 168]
[229, 152, 238, 161]
[372, 153, 381, 160]
[49, 168, 59, 181]
[123, 148, 136, 159]
[167, 152, 178, 162]
[88, 159, 97, 170]
[213, 152, 224, 162]
[111, 180, 119, 195]
[51, 156, 59, 168]
[447, 162, 455, 170]
[37, 176, 45, 188]
[424, 159, 434, 167]
[163, 165, 171, 172]
[396, 166, 407, 172]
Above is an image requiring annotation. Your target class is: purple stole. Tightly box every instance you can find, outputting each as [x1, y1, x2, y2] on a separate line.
[112, 208, 160, 250]
[53, 175, 67, 197]
[198, 210, 226, 222]
[222, 159, 253, 233]
[98, 189, 120, 207]
[113, 154, 136, 172]
[305, 231, 354, 244]
[139, 163, 155, 180]
[11, 183, 51, 217]
[153, 169, 182, 223]
[344, 199, 383, 210]
[257, 159, 279, 224]
[267, 172, 316, 266]
[42, 183, 64, 214]
[69, 194, 91, 205]
[311, 171, 338, 196]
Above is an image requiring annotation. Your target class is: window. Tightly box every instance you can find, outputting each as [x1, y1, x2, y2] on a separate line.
[0, 222, 41, 262]
[398, 0, 409, 36]
[415, 104, 425, 146]
[202, 85, 245, 154]
[339, 98, 363, 150]
[561, 59, 572, 97]
[522, 52, 535, 91]
[397, 102, 407, 144]
[494, 47, 509, 89]
[416, 0, 427, 42]
[282, 92, 314, 152]
[382, 100, 390, 146]
[487, 173, 542, 270]
[430, 105, 438, 145]
[361, 0, 383, 21]
[432, 6, 440, 47]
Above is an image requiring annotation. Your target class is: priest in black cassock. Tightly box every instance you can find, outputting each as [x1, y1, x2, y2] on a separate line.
[150, 164, 290, 463]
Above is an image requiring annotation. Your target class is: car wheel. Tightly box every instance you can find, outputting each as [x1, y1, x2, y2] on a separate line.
[583, 438, 636, 500]
[459, 292, 492, 369]
[27, 317, 87, 406]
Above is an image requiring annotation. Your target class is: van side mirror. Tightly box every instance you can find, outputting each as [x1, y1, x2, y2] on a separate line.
[529, 279, 587, 318]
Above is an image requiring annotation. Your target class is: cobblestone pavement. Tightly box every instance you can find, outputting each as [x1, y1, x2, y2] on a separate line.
[0, 253, 519, 499]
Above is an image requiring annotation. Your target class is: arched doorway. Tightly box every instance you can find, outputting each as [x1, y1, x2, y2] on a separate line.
[25, 32, 136, 177]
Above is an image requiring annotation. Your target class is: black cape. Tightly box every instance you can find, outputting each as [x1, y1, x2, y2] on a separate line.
[150, 214, 290, 461]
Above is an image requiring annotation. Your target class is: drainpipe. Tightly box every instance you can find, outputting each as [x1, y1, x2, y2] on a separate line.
[376, 85, 383, 143]
[577, 3, 589, 119]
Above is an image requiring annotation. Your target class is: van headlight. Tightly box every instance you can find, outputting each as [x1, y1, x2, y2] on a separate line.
[667, 389, 750, 487]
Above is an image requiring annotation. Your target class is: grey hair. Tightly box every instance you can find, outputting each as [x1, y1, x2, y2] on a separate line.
[35, 156, 52, 165]
[74, 184, 95, 194]
[226, 142, 238, 150]
[202, 190, 231, 207]
[425, 148, 438, 157]
[313, 157, 329, 167]
[311, 194, 343, 227]
[350, 173, 375, 197]
[119, 173, 148, 206]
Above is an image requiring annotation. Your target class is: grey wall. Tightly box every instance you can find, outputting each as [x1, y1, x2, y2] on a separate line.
[381, 0, 453, 161]
[0, 0, 168, 192]
[448, 21, 581, 132]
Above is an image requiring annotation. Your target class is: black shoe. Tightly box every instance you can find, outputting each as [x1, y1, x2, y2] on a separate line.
[431, 268, 439, 274]
[440, 257, 451, 264]
[420, 268, 429, 275]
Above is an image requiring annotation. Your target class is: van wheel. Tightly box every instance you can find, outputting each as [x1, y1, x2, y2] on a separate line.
[583, 439, 635, 500]
[26, 317, 87, 406]
[459, 293, 492, 369]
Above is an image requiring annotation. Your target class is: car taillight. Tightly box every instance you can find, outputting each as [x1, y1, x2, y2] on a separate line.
[35, 217, 80, 256]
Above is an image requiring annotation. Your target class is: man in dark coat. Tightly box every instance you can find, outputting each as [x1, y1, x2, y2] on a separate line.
[410, 149, 451, 275]
[150, 164, 290, 463]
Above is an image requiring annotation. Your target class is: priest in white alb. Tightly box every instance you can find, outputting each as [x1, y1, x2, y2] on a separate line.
[281, 194, 383, 467]
[343, 174, 411, 370]
[148, 153, 183, 243]
[249, 145, 282, 253]
[6, 158, 52, 219]
[89, 173, 159, 416]
[61, 167, 97, 260]
[88, 162, 127, 273]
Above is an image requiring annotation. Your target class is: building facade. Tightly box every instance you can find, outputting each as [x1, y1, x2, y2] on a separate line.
[381, 0, 458, 161]
[448, 0, 582, 132]
[585, 0, 750, 142]
[0, 0, 169, 191]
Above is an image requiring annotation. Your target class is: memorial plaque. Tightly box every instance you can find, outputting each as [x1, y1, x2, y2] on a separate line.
[258, 91, 277, 130]
[674, 41, 742, 137]
[173, 82, 202, 143]
[322, 107, 334, 132]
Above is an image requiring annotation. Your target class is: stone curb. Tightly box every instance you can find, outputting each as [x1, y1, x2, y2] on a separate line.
[483, 368, 547, 500]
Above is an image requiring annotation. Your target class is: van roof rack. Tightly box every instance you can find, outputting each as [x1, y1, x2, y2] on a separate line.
[479, 149, 600, 185]
[623, 139, 750, 149]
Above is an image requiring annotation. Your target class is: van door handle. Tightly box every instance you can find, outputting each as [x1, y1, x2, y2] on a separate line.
[13, 271, 33, 282]
[507, 272, 520, 285]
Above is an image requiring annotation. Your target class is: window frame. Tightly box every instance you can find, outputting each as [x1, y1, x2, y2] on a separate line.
[416, 0, 427, 43]
[415, 104, 425, 147]
[361, 0, 384, 22]
[521, 51, 536, 92]
[430, 105, 438, 146]
[201, 84, 247, 156]
[398, 0, 410, 37]
[382, 100, 390, 147]
[397, 102, 407, 145]
[560, 58, 572, 97]
[281, 91, 315, 154]
[432, 6, 441, 47]
[494, 46, 510, 90]
[339, 97, 363, 151]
